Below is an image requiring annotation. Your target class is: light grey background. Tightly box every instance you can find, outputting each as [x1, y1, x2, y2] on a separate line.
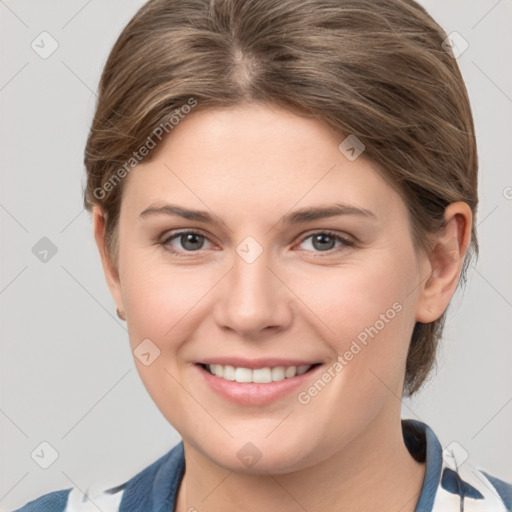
[1, 1, 511, 510]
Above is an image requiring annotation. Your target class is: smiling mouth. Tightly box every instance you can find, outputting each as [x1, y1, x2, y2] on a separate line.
[199, 363, 321, 384]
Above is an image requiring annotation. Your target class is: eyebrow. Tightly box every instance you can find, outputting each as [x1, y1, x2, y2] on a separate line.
[139, 202, 376, 226]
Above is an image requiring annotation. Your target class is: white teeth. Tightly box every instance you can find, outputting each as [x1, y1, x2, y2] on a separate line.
[212, 364, 223, 377]
[235, 367, 252, 383]
[252, 368, 272, 383]
[284, 366, 297, 378]
[223, 365, 236, 381]
[206, 364, 313, 383]
[271, 366, 285, 381]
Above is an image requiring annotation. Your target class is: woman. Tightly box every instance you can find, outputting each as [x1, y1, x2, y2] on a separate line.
[14, 0, 511, 510]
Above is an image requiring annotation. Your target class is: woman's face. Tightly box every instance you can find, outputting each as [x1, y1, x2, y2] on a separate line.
[97, 103, 432, 473]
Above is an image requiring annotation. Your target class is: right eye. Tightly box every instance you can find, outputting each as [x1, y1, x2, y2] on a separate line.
[159, 230, 215, 256]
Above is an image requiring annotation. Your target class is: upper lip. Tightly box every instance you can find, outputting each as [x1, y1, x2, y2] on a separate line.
[196, 358, 321, 369]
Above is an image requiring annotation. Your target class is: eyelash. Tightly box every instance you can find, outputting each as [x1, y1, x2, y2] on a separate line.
[158, 229, 356, 258]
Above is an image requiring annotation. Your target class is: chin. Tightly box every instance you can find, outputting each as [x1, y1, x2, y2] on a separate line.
[196, 435, 320, 475]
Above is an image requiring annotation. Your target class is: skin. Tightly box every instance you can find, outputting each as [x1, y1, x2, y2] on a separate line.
[93, 103, 472, 512]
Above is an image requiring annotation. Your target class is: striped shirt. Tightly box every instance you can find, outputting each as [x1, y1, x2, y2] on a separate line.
[13, 419, 512, 512]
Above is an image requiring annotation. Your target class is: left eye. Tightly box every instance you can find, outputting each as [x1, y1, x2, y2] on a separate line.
[297, 231, 354, 253]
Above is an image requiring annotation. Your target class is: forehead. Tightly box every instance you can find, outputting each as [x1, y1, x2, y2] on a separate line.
[120, 104, 406, 225]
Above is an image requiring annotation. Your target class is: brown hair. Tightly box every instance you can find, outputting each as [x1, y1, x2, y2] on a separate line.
[83, 0, 478, 396]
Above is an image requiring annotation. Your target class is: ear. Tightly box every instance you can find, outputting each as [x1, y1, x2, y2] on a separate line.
[92, 205, 125, 316]
[415, 201, 472, 323]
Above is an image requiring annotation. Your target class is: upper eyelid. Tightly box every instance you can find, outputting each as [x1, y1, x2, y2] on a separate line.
[160, 228, 214, 244]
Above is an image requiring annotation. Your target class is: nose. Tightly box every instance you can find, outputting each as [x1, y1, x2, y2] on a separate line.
[213, 243, 293, 338]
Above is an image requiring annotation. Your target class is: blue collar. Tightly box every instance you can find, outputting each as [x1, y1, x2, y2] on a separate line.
[402, 419, 442, 511]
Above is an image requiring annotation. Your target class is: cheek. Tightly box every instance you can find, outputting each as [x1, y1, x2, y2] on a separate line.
[291, 256, 417, 441]
[125, 279, 212, 370]
[298, 247, 418, 387]
[118, 248, 216, 430]
[119, 242, 217, 344]
[303, 253, 413, 339]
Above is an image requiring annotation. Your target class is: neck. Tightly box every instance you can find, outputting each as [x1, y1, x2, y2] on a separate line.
[175, 413, 425, 512]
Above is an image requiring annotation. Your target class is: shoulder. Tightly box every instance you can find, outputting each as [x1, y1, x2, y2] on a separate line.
[11, 489, 71, 512]
[11, 442, 185, 512]
[433, 430, 512, 511]
[11, 484, 123, 512]
[435, 463, 512, 511]
[402, 419, 512, 511]
[480, 470, 512, 510]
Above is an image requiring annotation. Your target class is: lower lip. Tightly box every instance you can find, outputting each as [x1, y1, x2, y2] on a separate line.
[196, 364, 322, 406]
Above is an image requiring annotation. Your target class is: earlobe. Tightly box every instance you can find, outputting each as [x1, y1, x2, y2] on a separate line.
[92, 205, 125, 316]
[415, 202, 472, 323]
